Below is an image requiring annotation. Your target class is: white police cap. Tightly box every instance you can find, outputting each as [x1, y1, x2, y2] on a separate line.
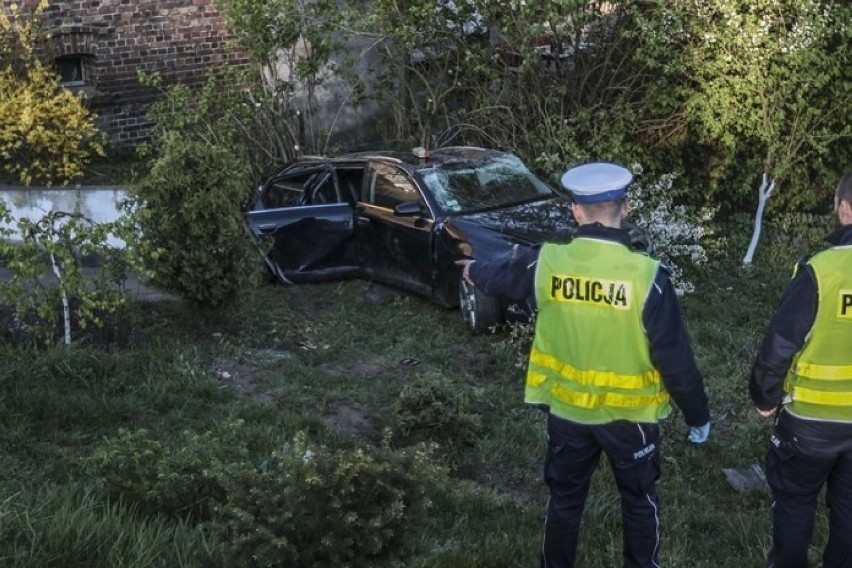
[560, 162, 633, 203]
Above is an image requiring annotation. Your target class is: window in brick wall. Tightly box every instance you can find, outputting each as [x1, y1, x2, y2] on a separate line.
[55, 55, 88, 87]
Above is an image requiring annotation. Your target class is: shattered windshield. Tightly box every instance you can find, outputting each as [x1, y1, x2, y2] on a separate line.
[420, 156, 554, 214]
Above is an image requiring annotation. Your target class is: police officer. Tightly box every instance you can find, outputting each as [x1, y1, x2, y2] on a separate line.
[750, 173, 852, 568]
[457, 162, 710, 568]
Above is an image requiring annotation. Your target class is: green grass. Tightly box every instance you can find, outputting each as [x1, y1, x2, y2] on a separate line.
[0, 222, 837, 566]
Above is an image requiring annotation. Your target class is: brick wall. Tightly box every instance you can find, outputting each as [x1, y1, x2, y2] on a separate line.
[4, 0, 247, 146]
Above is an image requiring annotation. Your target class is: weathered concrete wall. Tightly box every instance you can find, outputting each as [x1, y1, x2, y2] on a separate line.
[2, 0, 247, 146]
[0, 186, 127, 246]
[0, 187, 171, 299]
[270, 33, 399, 153]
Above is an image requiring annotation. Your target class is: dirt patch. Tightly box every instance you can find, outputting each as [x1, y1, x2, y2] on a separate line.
[321, 358, 430, 380]
[323, 401, 372, 438]
[322, 361, 388, 379]
[352, 362, 386, 378]
[212, 351, 376, 438]
[212, 355, 278, 405]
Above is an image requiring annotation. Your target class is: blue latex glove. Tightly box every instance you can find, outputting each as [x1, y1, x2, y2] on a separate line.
[687, 422, 710, 444]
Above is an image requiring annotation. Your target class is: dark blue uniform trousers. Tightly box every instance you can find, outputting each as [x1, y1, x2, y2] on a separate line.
[541, 413, 662, 568]
[766, 417, 852, 568]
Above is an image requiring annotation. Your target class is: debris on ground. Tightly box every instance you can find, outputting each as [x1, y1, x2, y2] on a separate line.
[722, 464, 768, 492]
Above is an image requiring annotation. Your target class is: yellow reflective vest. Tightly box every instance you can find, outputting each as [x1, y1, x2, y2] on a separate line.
[525, 238, 671, 424]
[784, 246, 852, 422]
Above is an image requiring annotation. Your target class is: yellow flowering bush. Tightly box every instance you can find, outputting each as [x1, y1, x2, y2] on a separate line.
[0, 1, 104, 186]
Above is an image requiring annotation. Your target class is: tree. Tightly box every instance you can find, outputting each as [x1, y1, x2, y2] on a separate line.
[0, 206, 135, 345]
[665, 0, 852, 260]
[214, 0, 352, 163]
[207, 0, 852, 278]
[0, 0, 104, 186]
[633, 0, 852, 210]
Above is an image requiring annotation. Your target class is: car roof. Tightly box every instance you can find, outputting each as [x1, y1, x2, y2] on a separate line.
[300, 146, 514, 173]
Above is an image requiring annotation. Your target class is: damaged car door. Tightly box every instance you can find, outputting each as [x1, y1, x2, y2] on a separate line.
[248, 163, 358, 283]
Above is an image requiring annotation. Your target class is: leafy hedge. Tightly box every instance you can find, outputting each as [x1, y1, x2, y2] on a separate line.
[127, 134, 260, 308]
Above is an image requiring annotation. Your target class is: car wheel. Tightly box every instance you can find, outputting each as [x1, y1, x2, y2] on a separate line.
[458, 275, 501, 335]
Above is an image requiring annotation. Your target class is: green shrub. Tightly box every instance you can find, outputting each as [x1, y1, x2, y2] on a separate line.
[390, 372, 484, 466]
[86, 421, 250, 521]
[764, 212, 834, 269]
[88, 423, 445, 566]
[213, 432, 443, 567]
[127, 134, 261, 308]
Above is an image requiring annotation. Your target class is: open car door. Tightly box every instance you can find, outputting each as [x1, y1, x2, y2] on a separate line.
[248, 164, 358, 283]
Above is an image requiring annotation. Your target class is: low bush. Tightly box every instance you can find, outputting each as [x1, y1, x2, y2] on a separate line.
[87, 421, 446, 566]
[213, 432, 444, 567]
[86, 420, 252, 522]
[390, 372, 484, 470]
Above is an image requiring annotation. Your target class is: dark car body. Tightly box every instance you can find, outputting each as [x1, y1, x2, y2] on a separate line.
[248, 146, 583, 333]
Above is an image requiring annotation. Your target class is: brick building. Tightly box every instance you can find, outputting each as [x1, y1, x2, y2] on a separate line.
[23, 0, 247, 145]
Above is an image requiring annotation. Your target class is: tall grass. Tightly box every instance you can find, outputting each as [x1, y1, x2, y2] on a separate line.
[0, 485, 216, 567]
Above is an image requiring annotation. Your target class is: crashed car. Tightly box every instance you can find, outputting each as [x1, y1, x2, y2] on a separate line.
[248, 146, 645, 334]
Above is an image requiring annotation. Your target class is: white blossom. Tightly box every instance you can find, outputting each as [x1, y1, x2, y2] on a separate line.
[628, 171, 717, 296]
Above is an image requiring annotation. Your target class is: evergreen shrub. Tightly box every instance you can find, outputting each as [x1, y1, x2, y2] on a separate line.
[88, 424, 445, 566]
[86, 423, 248, 521]
[213, 432, 443, 567]
[390, 372, 484, 469]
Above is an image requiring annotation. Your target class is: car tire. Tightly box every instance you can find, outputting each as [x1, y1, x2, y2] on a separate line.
[458, 275, 501, 335]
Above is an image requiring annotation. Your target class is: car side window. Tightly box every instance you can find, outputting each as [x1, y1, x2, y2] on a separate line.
[367, 164, 425, 211]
